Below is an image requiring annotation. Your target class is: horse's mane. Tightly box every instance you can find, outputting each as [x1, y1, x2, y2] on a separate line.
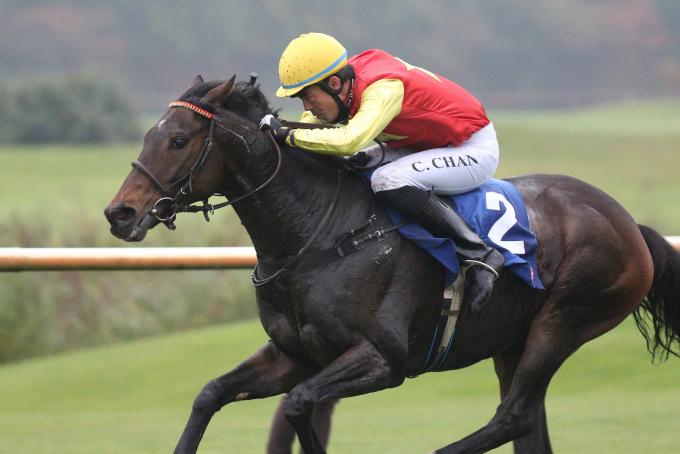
[178, 79, 275, 125]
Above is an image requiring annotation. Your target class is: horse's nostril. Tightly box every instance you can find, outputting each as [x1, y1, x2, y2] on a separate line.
[107, 206, 136, 225]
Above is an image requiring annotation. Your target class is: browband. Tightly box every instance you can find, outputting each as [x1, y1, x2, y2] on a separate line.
[168, 101, 215, 120]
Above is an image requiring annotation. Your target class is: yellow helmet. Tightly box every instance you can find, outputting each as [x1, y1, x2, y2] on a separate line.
[276, 33, 347, 97]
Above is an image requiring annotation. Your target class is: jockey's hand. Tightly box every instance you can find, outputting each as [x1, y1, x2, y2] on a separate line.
[346, 143, 388, 169]
[346, 151, 370, 168]
[259, 114, 290, 144]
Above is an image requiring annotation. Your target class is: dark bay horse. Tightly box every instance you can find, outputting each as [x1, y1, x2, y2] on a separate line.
[104, 76, 680, 454]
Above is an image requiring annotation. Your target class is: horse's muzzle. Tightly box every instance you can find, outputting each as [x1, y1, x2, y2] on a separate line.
[104, 204, 135, 235]
[104, 204, 155, 241]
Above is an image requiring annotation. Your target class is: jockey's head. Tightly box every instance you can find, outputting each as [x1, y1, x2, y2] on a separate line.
[276, 32, 354, 123]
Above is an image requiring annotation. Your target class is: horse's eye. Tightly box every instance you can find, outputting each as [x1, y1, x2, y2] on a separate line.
[171, 137, 187, 149]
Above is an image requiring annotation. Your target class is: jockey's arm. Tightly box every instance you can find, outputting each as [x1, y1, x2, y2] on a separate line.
[288, 79, 404, 156]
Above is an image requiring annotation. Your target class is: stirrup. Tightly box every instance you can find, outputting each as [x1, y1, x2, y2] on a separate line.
[462, 259, 500, 280]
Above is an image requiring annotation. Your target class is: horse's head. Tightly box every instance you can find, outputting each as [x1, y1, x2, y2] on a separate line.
[104, 75, 272, 241]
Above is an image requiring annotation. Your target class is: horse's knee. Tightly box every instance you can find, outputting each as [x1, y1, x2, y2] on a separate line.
[192, 380, 221, 414]
[284, 386, 314, 424]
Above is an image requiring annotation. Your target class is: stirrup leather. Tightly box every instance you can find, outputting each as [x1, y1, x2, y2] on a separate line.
[462, 259, 500, 280]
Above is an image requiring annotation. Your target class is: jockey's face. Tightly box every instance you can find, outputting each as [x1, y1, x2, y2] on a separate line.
[297, 76, 344, 123]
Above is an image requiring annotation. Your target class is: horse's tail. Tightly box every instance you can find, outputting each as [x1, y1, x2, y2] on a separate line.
[633, 224, 680, 361]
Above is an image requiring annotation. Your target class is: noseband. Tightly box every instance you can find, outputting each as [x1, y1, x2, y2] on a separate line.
[131, 101, 282, 229]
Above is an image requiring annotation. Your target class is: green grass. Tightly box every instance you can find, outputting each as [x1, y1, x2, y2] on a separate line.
[0, 143, 248, 247]
[0, 317, 678, 453]
[0, 144, 134, 212]
[491, 100, 680, 137]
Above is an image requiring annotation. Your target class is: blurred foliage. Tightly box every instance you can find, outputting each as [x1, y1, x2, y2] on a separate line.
[0, 207, 257, 363]
[0, 268, 257, 362]
[0, 73, 140, 144]
[0, 0, 679, 110]
[0, 214, 256, 363]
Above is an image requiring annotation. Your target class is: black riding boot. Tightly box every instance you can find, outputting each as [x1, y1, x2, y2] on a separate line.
[376, 186, 505, 312]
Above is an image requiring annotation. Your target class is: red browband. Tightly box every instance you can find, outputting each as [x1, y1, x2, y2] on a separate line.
[168, 101, 215, 120]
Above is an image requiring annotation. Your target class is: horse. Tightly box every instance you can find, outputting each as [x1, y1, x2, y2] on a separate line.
[104, 75, 680, 454]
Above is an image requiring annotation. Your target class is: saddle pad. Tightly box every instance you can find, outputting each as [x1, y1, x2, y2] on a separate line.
[383, 178, 544, 289]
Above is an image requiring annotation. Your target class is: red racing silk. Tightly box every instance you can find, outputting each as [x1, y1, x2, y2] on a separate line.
[348, 49, 489, 150]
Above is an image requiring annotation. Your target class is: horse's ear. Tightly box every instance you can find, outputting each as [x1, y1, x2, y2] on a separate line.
[187, 74, 204, 90]
[203, 75, 236, 107]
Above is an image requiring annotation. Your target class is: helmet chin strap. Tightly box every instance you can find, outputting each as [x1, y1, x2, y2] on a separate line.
[317, 78, 354, 124]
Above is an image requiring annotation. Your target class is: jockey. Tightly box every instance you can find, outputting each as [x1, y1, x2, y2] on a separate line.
[260, 32, 504, 311]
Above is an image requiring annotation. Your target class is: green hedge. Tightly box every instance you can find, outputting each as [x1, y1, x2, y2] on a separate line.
[0, 73, 140, 144]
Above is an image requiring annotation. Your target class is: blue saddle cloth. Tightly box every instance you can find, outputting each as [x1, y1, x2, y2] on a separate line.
[382, 178, 544, 289]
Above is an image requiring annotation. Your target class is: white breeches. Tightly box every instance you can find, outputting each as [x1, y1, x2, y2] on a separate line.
[370, 123, 500, 195]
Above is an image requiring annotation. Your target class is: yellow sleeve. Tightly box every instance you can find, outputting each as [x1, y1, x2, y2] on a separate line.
[288, 79, 405, 156]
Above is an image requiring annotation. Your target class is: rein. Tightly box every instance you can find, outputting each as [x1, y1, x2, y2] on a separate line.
[131, 101, 282, 229]
[279, 119, 330, 130]
[252, 170, 344, 286]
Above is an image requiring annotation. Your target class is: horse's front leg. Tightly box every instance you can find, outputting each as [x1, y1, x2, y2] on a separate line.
[173, 340, 317, 454]
[284, 340, 405, 454]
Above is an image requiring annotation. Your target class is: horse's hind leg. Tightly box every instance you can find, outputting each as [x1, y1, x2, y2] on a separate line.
[436, 279, 641, 454]
[493, 343, 552, 454]
[434, 304, 583, 454]
[266, 396, 338, 454]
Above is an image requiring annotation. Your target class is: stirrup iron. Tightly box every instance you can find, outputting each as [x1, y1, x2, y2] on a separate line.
[462, 259, 500, 280]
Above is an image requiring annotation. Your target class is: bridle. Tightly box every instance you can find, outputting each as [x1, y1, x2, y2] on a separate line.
[131, 101, 282, 230]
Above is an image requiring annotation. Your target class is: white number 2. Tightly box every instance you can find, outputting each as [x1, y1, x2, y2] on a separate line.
[485, 192, 526, 255]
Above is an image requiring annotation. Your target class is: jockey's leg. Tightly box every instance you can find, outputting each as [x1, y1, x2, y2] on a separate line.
[371, 123, 503, 312]
[376, 185, 504, 312]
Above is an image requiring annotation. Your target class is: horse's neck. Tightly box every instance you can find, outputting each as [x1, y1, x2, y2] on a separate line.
[225, 134, 351, 260]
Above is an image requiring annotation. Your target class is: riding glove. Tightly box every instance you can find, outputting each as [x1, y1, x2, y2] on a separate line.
[346, 151, 370, 167]
[259, 114, 291, 144]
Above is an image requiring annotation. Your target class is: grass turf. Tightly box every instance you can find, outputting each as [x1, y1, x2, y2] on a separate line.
[0, 318, 678, 453]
